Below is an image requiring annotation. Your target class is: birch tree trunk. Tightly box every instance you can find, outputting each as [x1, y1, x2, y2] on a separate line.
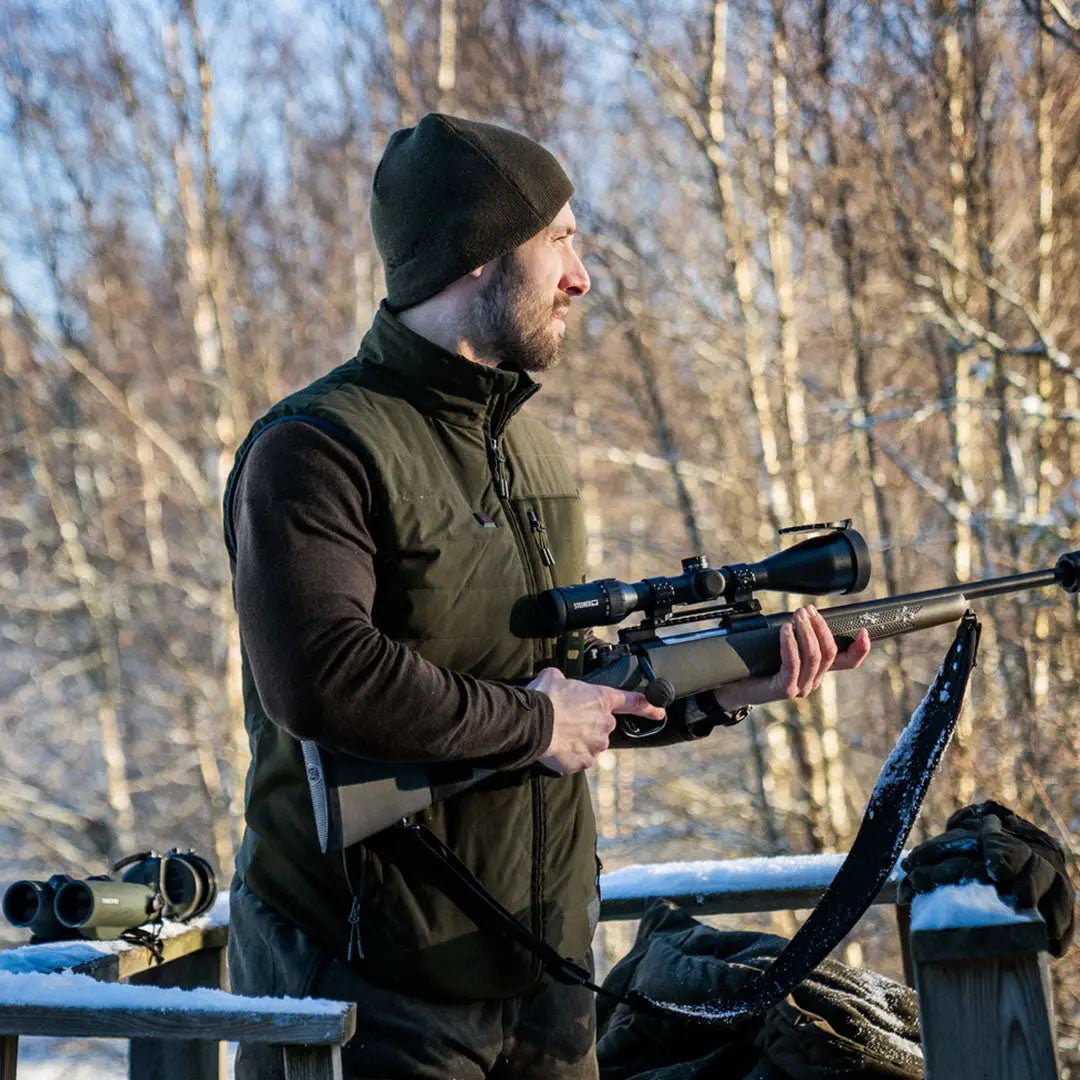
[438, 0, 458, 114]
[1032, 9, 1056, 712]
[766, 0, 842, 848]
[942, 3, 979, 805]
[814, 0, 914, 730]
[376, 0, 418, 127]
[164, 7, 243, 867]
[703, 0, 806, 849]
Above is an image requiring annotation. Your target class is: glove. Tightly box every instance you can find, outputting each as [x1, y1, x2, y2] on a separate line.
[899, 800, 1076, 957]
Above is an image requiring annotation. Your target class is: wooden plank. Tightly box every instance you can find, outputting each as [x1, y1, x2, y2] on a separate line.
[129, 946, 227, 1080]
[913, 923, 1059, 1080]
[911, 919, 1048, 963]
[0, 1001, 355, 1046]
[0, 924, 229, 984]
[284, 1044, 344, 1080]
[0, 1035, 16, 1080]
[111, 926, 229, 983]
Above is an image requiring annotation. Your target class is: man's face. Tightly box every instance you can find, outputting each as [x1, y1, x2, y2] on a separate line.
[466, 203, 590, 372]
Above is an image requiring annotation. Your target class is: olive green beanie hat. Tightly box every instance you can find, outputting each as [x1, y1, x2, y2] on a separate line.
[371, 113, 574, 311]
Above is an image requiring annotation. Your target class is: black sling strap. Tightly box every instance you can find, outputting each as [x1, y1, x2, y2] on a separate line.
[391, 614, 981, 1023]
[389, 820, 624, 1004]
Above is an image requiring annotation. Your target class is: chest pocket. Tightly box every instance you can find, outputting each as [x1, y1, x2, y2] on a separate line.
[509, 494, 585, 594]
[370, 480, 536, 677]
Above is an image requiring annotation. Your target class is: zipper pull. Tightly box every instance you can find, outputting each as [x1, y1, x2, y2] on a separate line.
[491, 437, 509, 499]
[346, 895, 363, 962]
[527, 510, 555, 568]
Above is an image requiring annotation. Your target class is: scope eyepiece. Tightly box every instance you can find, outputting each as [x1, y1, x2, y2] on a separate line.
[540, 558, 727, 634]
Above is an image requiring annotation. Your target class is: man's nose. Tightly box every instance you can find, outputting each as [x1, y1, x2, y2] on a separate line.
[561, 250, 590, 297]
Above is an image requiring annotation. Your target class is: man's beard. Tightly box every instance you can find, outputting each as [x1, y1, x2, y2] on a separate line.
[466, 254, 569, 373]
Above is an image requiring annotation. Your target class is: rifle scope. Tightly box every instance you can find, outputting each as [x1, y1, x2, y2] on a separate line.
[541, 524, 871, 633]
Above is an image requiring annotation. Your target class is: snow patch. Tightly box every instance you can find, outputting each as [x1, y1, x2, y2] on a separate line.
[910, 882, 1031, 930]
[599, 852, 905, 901]
[0, 969, 343, 1015]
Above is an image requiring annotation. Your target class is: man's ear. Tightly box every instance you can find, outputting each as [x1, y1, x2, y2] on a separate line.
[467, 264, 486, 279]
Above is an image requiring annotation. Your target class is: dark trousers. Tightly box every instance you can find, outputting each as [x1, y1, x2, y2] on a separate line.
[228, 879, 598, 1079]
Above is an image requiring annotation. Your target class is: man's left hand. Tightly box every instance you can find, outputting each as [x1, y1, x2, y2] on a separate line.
[712, 605, 871, 711]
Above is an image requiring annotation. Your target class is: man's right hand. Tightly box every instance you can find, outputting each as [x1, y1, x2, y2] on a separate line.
[527, 667, 666, 774]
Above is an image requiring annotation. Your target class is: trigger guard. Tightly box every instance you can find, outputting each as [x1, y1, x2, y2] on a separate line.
[616, 713, 668, 740]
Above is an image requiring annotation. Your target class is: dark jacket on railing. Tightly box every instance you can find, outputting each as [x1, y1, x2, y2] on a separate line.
[597, 899, 923, 1079]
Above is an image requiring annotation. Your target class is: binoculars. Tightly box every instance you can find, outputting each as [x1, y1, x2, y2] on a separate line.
[2, 849, 216, 941]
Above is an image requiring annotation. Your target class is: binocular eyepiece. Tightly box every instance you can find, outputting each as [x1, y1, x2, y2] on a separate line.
[541, 524, 872, 633]
[2, 850, 217, 942]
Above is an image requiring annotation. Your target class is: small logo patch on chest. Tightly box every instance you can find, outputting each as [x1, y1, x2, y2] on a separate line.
[473, 512, 498, 528]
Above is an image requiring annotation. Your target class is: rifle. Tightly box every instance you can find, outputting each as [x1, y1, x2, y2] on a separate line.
[565, 522, 1080, 738]
[304, 523, 1080, 851]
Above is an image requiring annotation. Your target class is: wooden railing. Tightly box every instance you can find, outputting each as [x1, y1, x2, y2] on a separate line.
[0, 856, 1062, 1079]
[0, 911, 353, 1080]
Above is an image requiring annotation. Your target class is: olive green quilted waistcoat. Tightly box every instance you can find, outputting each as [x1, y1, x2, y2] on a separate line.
[224, 308, 597, 999]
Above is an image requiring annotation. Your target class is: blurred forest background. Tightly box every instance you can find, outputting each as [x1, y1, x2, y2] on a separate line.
[3, 0, 1080, 1063]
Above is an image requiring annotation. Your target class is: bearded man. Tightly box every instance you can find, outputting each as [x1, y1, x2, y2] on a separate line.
[223, 113, 869, 1080]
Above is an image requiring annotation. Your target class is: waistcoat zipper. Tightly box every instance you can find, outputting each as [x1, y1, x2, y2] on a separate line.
[527, 509, 555, 567]
[488, 377, 546, 973]
[343, 848, 365, 962]
[346, 894, 363, 962]
[489, 437, 509, 499]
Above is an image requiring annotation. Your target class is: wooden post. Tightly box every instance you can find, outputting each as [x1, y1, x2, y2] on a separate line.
[283, 1044, 344, 1080]
[128, 945, 227, 1080]
[895, 901, 914, 987]
[0, 1035, 17, 1080]
[911, 912, 1059, 1079]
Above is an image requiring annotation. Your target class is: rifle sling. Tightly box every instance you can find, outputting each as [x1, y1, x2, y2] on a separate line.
[388, 821, 624, 1004]
[386, 613, 981, 1024]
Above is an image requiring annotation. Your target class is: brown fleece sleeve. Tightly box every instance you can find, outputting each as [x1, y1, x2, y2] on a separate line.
[231, 419, 554, 768]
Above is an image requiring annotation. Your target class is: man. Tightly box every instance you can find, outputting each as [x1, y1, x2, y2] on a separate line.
[223, 113, 870, 1079]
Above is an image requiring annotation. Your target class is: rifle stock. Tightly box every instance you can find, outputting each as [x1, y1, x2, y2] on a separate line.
[584, 593, 973, 701]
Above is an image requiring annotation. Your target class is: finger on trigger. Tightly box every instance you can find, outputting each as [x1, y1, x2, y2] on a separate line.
[619, 690, 665, 718]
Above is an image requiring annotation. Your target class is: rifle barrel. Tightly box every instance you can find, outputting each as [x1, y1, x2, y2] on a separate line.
[811, 565, 1064, 646]
[601, 561, 1074, 701]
